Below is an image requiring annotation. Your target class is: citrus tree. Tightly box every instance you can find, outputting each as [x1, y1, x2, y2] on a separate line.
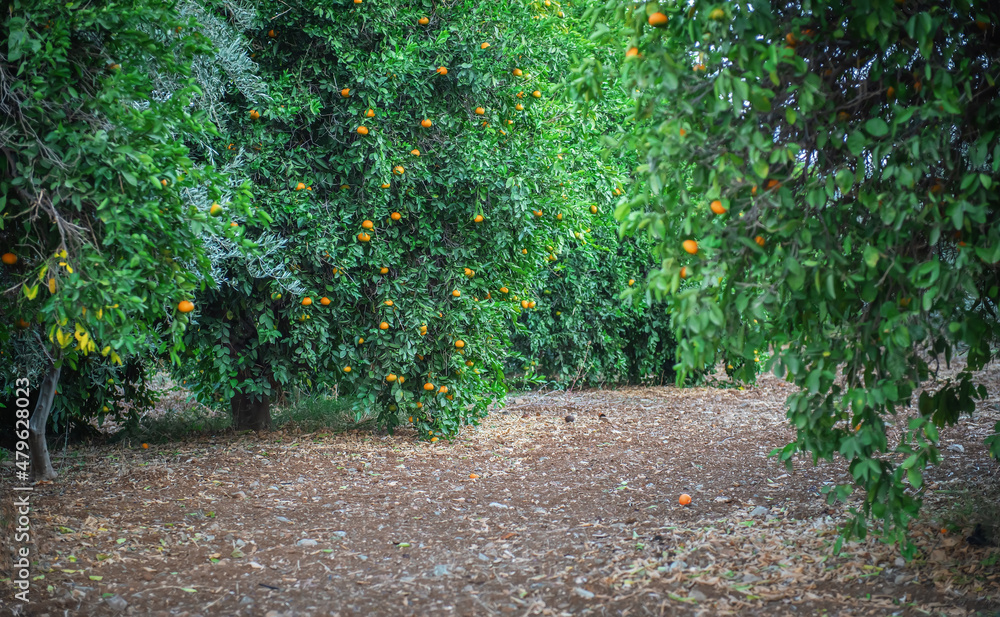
[579, 0, 1000, 552]
[0, 0, 250, 478]
[176, 0, 587, 438]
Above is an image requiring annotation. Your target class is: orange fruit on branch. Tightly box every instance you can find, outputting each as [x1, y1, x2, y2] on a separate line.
[418, 17, 429, 25]
[178, 300, 195, 313]
[436, 66, 448, 75]
[531, 90, 541, 98]
[421, 118, 432, 128]
[424, 382, 434, 391]
[362, 220, 374, 230]
[379, 321, 389, 330]
[341, 88, 351, 97]
[648, 12, 668, 27]
[301, 297, 313, 306]
[357, 126, 369, 135]
[357, 232, 371, 242]
[710, 200, 727, 214]
[455, 340, 465, 349]
[475, 107, 485, 115]
[682, 239, 698, 254]
[295, 182, 305, 190]
[320, 297, 331, 306]
[755, 235, 766, 246]
[390, 212, 401, 221]
[452, 289, 461, 297]
[1, 252, 17, 265]
[512, 68, 523, 76]
[480, 42, 490, 49]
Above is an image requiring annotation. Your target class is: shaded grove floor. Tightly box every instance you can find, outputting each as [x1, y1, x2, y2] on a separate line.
[2, 368, 999, 617]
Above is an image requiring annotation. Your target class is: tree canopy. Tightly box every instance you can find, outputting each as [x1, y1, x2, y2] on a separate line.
[578, 0, 1000, 551]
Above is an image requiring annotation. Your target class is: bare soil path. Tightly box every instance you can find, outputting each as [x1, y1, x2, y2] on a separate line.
[2, 368, 999, 617]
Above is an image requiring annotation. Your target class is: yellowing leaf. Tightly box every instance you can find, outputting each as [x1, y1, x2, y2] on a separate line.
[23, 284, 38, 300]
[110, 352, 122, 365]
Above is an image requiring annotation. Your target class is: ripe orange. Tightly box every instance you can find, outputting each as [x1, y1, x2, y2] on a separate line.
[379, 321, 389, 330]
[393, 165, 405, 175]
[513, 68, 523, 77]
[268, 29, 276, 38]
[466, 360, 474, 367]
[295, 182, 305, 190]
[320, 297, 331, 306]
[210, 203, 223, 217]
[455, 340, 465, 349]
[421, 118, 432, 128]
[1, 253, 16, 265]
[469, 473, 479, 479]
[384, 299, 393, 306]
[301, 297, 313, 306]
[357, 232, 371, 242]
[679, 128, 687, 137]
[500, 287, 509, 293]
[521, 248, 528, 254]
[531, 90, 541, 98]
[391, 212, 401, 221]
[693, 64, 706, 72]
[386, 374, 398, 382]
[452, 289, 461, 297]
[249, 109, 260, 120]
[515, 103, 524, 111]
[438, 385, 448, 394]
[480, 42, 490, 49]
[710, 200, 727, 214]
[556, 213, 563, 220]
[341, 88, 350, 97]
[358, 337, 364, 344]
[528, 301, 536, 308]
[682, 239, 698, 255]
[679, 494, 692, 506]
[178, 300, 195, 313]
[626, 47, 640, 58]
[418, 17, 429, 25]
[362, 219, 374, 230]
[532, 209, 543, 217]
[437, 66, 448, 75]
[648, 12, 668, 27]
[474, 214, 484, 223]
[424, 382, 435, 391]
[680, 267, 688, 279]
[628, 279, 635, 286]
[755, 235, 766, 247]
[431, 436, 439, 442]
[520, 299, 529, 309]
[411, 149, 420, 156]
[475, 107, 485, 115]
[343, 365, 352, 372]
[765, 179, 781, 191]
[365, 108, 375, 118]
[887, 86, 895, 99]
[381, 183, 391, 189]
[357, 126, 369, 135]
[590, 205, 598, 214]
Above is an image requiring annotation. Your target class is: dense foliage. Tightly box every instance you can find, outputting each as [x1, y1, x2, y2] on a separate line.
[579, 0, 1000, 551]
[0, 0, 257, 474]
[171, 0, 642, 438]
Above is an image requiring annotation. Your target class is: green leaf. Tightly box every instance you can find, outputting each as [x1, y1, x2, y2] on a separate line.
[864, 118, 889, 138]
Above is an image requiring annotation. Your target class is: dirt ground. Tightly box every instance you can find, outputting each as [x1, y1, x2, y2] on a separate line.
[2, 364, 999, 617]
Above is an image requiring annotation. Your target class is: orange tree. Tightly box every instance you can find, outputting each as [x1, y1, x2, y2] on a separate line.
[579, 1, 1000, 552]
[175, 0, 582, 438]
[0, 0, 251, 478]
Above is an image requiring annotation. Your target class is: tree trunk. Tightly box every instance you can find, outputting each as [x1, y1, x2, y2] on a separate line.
[231, 390, 271, 432]
[28, 364, 61, 482]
